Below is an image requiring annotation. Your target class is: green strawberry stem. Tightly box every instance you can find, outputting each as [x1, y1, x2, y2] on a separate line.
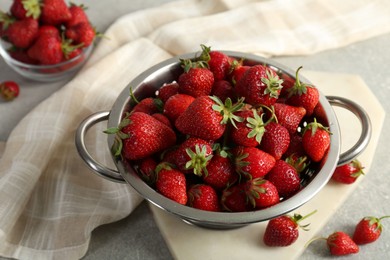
[185, 145, 213, 177]
[288, 66, 312, 97]
[22, 0, 41, 19]
[261, 69, 284, 99]
[129, 87, 140, 104]
[210, 96, 244, 128]
[303, 118, 332, 136]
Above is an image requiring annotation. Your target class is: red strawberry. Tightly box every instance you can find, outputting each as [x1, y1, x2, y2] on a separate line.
[65, 21, 95, 47]
[260, 122, 290, 160]
[230, 109, 266, 147]
[283, 132, 305, 159]
[331, 159, 364, 184]
[0, 81, 20, 101]
[157, 82, 179, 103]
[211, 80, 235, 102]
[173, 137, 213, 176]
[37, 24, 60, 38]
[235, 65, 283, 106]
[263, 210, 317, 247]
[132, 97, 163, 115]
[353, 216, 390, 244]
[151, 113, 172, 128]
[229, 60, 250, 85]
[233, 146, 276, 180]
[178, 59, 214, 97]
[245, 178, 280, 209]
[266, 159, 301, 198]
[40, 0, 71, 26]
[27, 32, 63, 65]
[0, 12, 14, 38]
[137, 157, 157, 186]
[65, 3, 89, 28]
[11, 0, 41, 20]
[163, 93, 195, 124]
[6, 18, 39, 49]
[287, 66, 319, 116]
[208, 49, 231, 80]
[273, 103, 306, 134]
[204, 152, 238, 191]
[221, 183, 251, 212]
[302, 118, 331, 162]
[155, 164, 187, 205]
[175, 96, 244, 141]
[9, 49, 38, 64]
[104, 112, 176, 161]
[327, 232, 359, 256]
[187, 184, 220, 212]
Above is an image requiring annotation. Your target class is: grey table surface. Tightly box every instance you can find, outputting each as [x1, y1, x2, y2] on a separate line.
[1, 1, 390, 259]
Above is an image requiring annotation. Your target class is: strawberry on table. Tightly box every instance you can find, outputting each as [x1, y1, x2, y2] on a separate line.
[331, 159, 364, 184]
[263, 210, 317, 247]
[326, 232, 359, 256]
[352, 216, 390, 245]
[104, 112, 176, 161]
[0, 81, 20, 101]
[175, 95, 244, 141]
[235, 64, 283, 106]
[302, 118, 331, 162]
[287, 66, 319, 116]
[187, 184, 220, 212]
[155, 163, 187, 205]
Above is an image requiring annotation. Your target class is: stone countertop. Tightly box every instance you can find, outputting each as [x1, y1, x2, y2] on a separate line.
[1, 1, 389, 259]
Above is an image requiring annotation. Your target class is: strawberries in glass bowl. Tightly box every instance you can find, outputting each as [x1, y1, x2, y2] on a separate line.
[0, 0, 96, 82]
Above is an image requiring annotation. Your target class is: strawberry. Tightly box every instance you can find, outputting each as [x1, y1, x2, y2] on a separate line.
[204, 152, 238, 191]
[0, 81, 20, 101]
[137, 157, 157, 186]
[207, 49, 231, 80]
[65, 21, 95, 47]
[104, 112, 176, 161]
[37, 24, 60, 38]
[6, 18, 39, 49]
[65, 3, 89, 28]
[273, 103, 306, 134]
[233, 146, 276, 180]
[211, 80, 235, 102]
[157, 82, 179, 103]
[230, 109, 266, 147]
[40, 0, 71, 26]
[326, 232, 359, 256]
[187, 184, 220, 212]
[155, 163, 187, 205]
[173, 137, 213, 176]
[131, 97, 163, 115]
[0, 12, 14, 38]
[235, 65, 283, 106]
[266, 159, 301, 198]
[178, 59, 214, 97]
[11, 0, 41, 20]
[259, 122, 290, 160]
[287, 66, 319, 116]
[263, 210, 317, 247]
[27, 32, 63, 65]
[151, 113, 172, 128]
[302, 118, 331, 162]
[331, 159, 364, 184]
[221, 183, 251, 212]
[283, 133, 305, 159]
[352, 216, 390, 244]
[175, 96, 244, 141]
[9, 48, 38, 64]
[163, 93, 195, 124]
[245, 178, 280, 209]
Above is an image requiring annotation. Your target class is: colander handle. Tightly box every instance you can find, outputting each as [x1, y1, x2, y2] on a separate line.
[75, 111, 126, 183]
[326, 96, 372, 166]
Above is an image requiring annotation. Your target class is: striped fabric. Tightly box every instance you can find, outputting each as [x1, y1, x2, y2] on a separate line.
[0, 0, 389, 259]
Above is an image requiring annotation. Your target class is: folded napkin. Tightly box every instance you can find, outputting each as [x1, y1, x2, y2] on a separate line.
[1, 0, 389, 259]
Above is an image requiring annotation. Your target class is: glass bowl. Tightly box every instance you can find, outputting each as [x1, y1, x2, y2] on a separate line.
[0, 38, 93, 82]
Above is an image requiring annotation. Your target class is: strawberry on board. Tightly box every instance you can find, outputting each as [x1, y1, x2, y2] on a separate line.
[5, 17, 39, 49]
[302, 118, 331, 162]
[187, 184, 220, 212]
[287, 66, 319, 116]
[233, 146, 276, 180]
[245, 178, 280, 209]
[11, 0, 41, 20]
[263, 210, 317, 247]
[104, 112, 176, 161]
[266, 159, 301, 199]
[0, 81, 20, 101]
[40, 0, 71, 26]
[175, 95, 244, 141]
[326, 232, 359, 256]
[331, 159, 365, 184]
[352, 216, 390, 245]
[235, 64, 283, 106]
[155, 163, 187, 205]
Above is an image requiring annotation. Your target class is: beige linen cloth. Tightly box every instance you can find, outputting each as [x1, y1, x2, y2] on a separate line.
[1, 0, 389, 259]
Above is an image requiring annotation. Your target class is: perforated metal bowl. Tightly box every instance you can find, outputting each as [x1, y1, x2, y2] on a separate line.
[75, 52, 371, 229]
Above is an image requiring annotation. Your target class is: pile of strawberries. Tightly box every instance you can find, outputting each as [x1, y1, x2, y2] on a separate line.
[0, 0, 95, 65]
[105, 44, 331, 213]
